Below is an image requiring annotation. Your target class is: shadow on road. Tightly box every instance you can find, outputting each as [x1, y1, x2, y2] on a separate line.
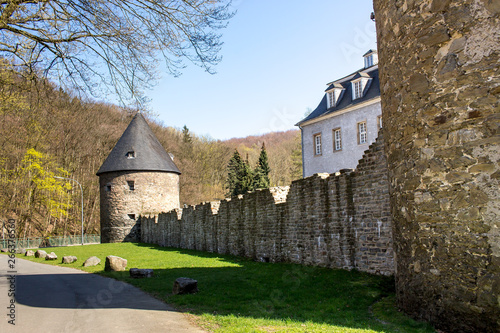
[14, 271, 172, 311]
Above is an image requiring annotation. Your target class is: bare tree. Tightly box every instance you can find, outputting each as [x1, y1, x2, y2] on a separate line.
[0, 0, 234, 105]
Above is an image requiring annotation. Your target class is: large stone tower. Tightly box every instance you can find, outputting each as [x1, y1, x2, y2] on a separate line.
[374, 1, 499, 332]
[97, 112, 181, 243]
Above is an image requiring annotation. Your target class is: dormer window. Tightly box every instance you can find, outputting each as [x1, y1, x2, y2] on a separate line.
[326, 83, 345, 108]
[351, 73, 371, 100]
[353, 81, 363, 99]
[363, 49, 378, 68]
[364, 55, 374, 68]
[327, 91, 335, 108]
[126, 151, 135, 159]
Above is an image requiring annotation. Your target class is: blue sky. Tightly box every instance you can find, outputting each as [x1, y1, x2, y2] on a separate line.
[147, 0, 377, 140]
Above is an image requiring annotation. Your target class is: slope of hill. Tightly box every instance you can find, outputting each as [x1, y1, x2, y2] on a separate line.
[0, 69, 302, 238]
[223, 130, 302, 188]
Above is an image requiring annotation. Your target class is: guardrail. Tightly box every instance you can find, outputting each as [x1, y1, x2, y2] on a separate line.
[0, 235, 101, 249]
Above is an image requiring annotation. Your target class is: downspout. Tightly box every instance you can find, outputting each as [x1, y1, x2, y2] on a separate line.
[298, 124, 305, 178]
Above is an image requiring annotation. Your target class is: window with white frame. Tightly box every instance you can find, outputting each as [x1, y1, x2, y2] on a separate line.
[358, 121, 367, 144]
[126, 151, 135, 159]
[333, 128, 342, 151]
[353, 81, 363, 99]
[314, 133, 322, 155]
[377, 116, 382, 129]
[327, 91, 334, 108]
[364, 55, 373, 68]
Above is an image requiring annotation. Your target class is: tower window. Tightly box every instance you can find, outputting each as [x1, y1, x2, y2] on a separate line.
[127, 180, 135, 191]
[105, 184, 112, 192]
[126, 151, 135, 159]
[128, 214, 136, 220]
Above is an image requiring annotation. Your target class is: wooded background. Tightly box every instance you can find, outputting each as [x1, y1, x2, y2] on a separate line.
[0, 68, 301, 239]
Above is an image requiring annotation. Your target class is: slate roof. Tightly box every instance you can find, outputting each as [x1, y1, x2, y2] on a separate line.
[363, 49, 377, 57]
[296, 67, 380, 126]
[96, 112, 181, 175]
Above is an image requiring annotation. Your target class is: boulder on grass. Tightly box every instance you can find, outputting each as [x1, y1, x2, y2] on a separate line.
[105, 255, 127, 271]
[15, 248, 26, 254]
[1, 248, 8, 253]
[35, 250, 47, 258]
[172, 277, 198, 295]
[25, 250, 35, 257]
[45, 252, 57, 260]
[83, 256, 101, 267]
[62, 256, 77, 264]
[130, 268, 154, 278]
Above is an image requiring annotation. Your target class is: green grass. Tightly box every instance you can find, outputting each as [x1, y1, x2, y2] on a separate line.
[10, 243, 436, 333]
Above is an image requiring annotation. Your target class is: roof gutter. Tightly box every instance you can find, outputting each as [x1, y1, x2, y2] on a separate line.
[297, 96, 381, 127]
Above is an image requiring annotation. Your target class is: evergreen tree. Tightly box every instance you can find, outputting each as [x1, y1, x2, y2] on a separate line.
[253, 143, 271, 189]
[226, 150, 254, 196]
[226, 150, 243, 196]
[182, 125, 193, 145]
[241, 153, 254, 193]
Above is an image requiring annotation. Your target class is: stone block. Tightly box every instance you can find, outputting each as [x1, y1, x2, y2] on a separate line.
[45, 252, 57, 260]
[129, 268, 154, 278]
[172, 277, 198, 295]
[105, 255, 127, 271]
[62, 256, 77, 264]
[83, 256, 101, 267]
[25, 250, 35, 257]
[35, 250, 47, 258]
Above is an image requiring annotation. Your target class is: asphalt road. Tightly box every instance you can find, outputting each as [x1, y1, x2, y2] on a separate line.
[0, 256, 206, 333]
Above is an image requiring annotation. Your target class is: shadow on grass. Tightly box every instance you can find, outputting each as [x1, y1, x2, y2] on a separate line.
[93, 243, 429, 332]
[8, 243, 434, 332]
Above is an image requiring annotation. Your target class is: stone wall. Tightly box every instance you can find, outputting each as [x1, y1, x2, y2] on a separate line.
[142, 132, 394, 275]
[99, 171, 180, 243]
[373, 0, 499, 331]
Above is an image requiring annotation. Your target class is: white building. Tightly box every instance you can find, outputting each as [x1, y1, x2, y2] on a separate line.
[296, 50, 382, 178]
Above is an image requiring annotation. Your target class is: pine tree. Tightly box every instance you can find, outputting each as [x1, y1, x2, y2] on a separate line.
[226, 150, 243, 196]
[253, 143, 271, 189]
[182, 125, 193, 145]
[226, 150, 255, 196]
[241, 153, 254, 193]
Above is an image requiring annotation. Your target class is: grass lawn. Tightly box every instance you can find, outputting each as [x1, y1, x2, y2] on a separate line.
[11, 243, 435, 333]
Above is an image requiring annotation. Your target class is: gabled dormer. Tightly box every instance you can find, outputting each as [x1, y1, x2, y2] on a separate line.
[363, 49, 378, 68]
[325, 83, 345, 109]
[351, 72, 371, 100]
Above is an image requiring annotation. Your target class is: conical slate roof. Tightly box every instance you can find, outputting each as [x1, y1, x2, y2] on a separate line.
[96, 112, 181, 175]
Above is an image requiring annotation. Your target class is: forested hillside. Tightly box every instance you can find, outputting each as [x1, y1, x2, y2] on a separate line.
[0, 68, 302, 239]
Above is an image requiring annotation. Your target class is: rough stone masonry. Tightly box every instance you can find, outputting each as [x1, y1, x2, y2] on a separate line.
[142, 132, 394, 275]
[373, 0, 499, 332]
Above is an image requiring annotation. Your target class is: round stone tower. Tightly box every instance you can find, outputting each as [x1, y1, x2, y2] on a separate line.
[97, 112, 181, 243]
[374, 1, 499, 331]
